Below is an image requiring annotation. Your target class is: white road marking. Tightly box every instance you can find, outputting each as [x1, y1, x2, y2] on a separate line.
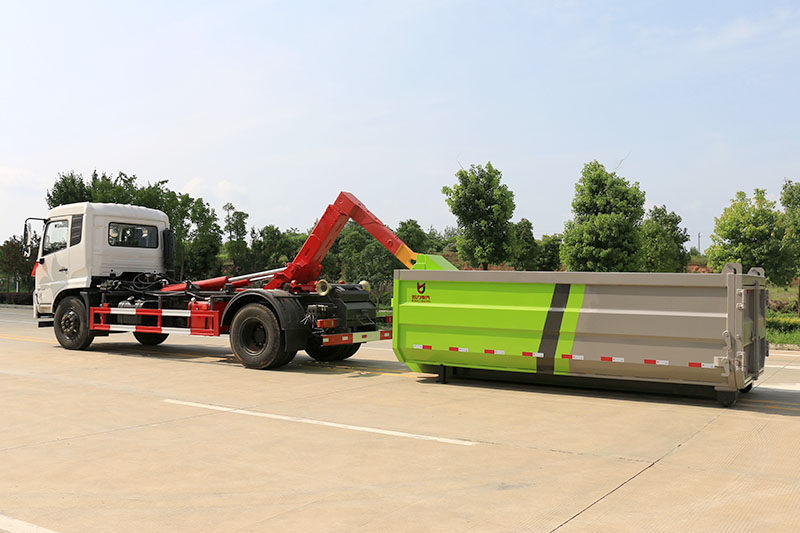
[164, 399, 478, 447]
[0, 318, 36, 324]
[755, 383, 800, 391]
[764, 364, 800, 369]
[0, 513, 59, 533]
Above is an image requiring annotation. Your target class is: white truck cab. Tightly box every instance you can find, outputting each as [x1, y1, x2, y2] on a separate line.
[27, 202, 170, 318]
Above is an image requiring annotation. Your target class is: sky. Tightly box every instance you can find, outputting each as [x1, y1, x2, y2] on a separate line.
[2, 0, 799, 252]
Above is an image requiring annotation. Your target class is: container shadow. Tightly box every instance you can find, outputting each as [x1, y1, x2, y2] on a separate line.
[414, 366, 800, 417]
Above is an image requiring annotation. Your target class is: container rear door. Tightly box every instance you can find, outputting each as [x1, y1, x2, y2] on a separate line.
[741, 283, 767, 382]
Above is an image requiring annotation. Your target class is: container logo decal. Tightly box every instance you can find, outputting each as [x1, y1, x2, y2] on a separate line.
[412, 282, 430, 303]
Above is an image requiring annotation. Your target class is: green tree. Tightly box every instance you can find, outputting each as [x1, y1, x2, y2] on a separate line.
[640, 205, 691, 272]
[707, 189, 796, 285]
[511, 218, 539, 271]
[222, 202, 250, 273]
[537, 234, 562, 271]
[396, 219, 428, 253]
[89, 171, 138, 204]
[338, 223, 401, 306]
[46, 172, 91, 208]
[183, 199, 223, 280]
[781, 179, 800, 254]
[0, 235, 38, 292]
[561, 161, 645, 272]
[249, 224, 287, 271]
[442, 162, 515, 270]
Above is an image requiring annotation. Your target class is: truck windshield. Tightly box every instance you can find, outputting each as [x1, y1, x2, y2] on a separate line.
[109, 222, 158, 248]
[42, 219, 69, 256]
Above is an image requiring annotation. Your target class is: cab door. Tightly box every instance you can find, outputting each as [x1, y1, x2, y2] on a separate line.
[35, 218, 71, 313]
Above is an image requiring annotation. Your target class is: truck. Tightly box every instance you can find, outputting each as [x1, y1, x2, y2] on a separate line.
[23, 193, 413, 369]
[24, 193, 767, 406]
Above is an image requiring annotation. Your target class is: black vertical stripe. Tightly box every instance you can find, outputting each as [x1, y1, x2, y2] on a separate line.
[537, 283, 571, 374]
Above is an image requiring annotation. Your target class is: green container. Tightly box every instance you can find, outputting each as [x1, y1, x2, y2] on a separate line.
[392, 256, 767, 404]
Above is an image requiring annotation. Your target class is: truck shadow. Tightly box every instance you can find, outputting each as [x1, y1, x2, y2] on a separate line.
[90, 342, 239, 366]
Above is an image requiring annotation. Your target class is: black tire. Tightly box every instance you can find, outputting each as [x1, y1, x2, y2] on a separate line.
[281, 350, 298, 366]
[229, 304, 289, 369]
[716, 390, 739, 407]
[739, 383, 753, 394]
[54, 296, 94, 350]
[305, 338, 361, 362]
[133, 332, 169, 346]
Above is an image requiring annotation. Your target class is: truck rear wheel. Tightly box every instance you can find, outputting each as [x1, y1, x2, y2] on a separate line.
[230, 304, 289, 369]
[305, 340, 361, 362]
[133, 332, 169, 346]
[54, 296, 94, 350]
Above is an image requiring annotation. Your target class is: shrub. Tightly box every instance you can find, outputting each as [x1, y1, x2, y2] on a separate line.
[768, 299, 798, 314]
[0, 292, 33, 305]
[766, 316, 800, 332]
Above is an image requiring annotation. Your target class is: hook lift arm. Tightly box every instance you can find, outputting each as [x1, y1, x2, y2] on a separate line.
[162, 192, 416, 293]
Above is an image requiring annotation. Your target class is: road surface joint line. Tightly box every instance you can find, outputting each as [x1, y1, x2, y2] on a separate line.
[163, 399, 479, 446]
[549, 410, 725, 532]
[0, 512, 60, 533]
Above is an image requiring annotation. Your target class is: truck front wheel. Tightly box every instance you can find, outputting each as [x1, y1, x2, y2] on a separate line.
[230, 304, 289, 369]
[54, 296, 94, 350]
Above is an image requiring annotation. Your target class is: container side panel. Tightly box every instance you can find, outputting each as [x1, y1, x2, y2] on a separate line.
[568, 284, 729, 385]
[393, 270, 739, 388]
[393, 279, 559, 373]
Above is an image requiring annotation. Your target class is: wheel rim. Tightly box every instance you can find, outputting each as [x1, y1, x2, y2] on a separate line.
[60, 309, 80, 339]
[241, 318, 267, 354]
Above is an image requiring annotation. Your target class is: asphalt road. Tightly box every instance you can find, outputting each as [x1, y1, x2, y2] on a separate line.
[1, 306, 799, 532]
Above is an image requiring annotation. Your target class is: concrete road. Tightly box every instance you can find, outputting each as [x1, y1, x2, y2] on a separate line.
[1, 306, 799, 532]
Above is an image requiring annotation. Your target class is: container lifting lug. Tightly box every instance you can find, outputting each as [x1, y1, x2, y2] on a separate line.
[714, 356, 731, 377]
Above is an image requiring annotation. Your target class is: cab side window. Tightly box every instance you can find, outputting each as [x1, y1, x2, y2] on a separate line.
[42, 219, 69, 256]
[108, 222, 158, 248]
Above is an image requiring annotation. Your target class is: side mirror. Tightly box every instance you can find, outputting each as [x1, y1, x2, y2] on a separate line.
[22, 222, 32, 258]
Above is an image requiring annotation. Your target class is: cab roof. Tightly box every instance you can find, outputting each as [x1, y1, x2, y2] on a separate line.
[46, 202, 169, 225]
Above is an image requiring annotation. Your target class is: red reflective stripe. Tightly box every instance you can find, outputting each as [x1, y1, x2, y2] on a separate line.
[449, 347, 459, 352]
[422, 345, 431, 350]
[522, 352, 533, 357]
[31, 262, 38, 277]
[688, 362, 702, 368]
[601, 356, 612, 362]
[644, 359, 656, 365]
[380, 330, 392, 340]
[135, 309, 162, 316]
[562, 354, 573, 359]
